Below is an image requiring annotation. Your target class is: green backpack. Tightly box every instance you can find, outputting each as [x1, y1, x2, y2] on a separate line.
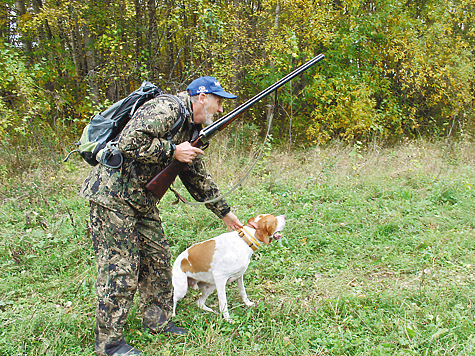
[64, 81, 187, 168]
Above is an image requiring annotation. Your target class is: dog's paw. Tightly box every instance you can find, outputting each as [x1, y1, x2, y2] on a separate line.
[243, 300, 254, 307]
[197, 303, 216, 314]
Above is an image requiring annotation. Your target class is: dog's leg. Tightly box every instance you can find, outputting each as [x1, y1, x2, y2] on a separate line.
[196, 282, 216, 313]
[237, 276, 254, 307]
[214, 275, 232, 322]
[172, 271, 189, 317]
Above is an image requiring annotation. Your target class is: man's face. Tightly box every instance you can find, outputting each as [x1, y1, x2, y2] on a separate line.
[197, 94, 223, 126]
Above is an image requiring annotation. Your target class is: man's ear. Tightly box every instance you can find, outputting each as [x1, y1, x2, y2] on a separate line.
[198, 92, 207, 104]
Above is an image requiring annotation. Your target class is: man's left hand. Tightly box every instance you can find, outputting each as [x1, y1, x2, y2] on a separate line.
[222, 212, 243, 232]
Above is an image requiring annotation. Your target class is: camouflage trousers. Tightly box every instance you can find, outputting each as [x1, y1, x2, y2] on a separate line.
[89, 202, 173, 356]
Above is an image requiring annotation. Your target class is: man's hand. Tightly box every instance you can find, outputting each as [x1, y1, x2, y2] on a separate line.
[222, 212, 243, 232]
[174, 141, 205, 163]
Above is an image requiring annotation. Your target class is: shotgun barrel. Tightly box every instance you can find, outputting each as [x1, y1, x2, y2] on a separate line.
[146, 53, 325, 199]
[199, 53, 325, 141]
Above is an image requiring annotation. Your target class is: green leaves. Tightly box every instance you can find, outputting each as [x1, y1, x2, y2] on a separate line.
[1, 0, 474, 150]
[0, 44, 53, 140]
[300, 0, 475, 143]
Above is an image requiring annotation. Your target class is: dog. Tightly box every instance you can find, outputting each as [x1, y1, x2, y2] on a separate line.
[172, 214, 287, 322]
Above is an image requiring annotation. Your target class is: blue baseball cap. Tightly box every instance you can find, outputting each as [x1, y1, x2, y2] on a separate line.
[186, 76, 237, 99]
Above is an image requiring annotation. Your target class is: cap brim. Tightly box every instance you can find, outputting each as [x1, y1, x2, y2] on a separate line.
[212, 90, 237, 99]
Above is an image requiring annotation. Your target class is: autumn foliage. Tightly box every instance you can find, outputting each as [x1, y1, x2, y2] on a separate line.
[1, 0, 474, 148]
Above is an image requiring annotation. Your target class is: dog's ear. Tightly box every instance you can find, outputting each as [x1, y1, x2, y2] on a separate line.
[255, 215, 277, 244]
[246, 217, 258, 229]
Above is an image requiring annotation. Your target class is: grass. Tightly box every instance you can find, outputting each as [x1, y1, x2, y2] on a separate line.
[1, 136, 475, 355]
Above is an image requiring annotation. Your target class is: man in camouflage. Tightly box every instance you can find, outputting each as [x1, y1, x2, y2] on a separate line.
[81, 77, 243, 356]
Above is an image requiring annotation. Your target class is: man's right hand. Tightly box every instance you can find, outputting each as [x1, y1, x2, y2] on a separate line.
[173, 141, 205, 163]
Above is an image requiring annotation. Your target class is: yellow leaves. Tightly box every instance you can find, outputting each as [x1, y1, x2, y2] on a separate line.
[19, 13, 32, 24]
[23, 4, 69, 31]
[4, 0, 473, 146]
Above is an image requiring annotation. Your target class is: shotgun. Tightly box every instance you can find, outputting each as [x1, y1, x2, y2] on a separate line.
[146, 53, 325, 199]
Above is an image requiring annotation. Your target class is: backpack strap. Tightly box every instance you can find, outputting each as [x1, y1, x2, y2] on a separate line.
[159, 94, 189, 142]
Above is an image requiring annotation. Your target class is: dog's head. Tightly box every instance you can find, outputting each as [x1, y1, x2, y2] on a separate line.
[246, 214, 286, 244]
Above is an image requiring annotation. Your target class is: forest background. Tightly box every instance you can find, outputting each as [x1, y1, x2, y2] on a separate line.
[1, 0, 475, 160]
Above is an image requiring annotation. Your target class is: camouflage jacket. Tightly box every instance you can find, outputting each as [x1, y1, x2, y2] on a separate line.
[80, 91, 231, 218]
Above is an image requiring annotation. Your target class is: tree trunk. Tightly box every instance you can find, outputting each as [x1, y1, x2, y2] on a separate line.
[31, 0, 45, 47]
[231, 0, 242, 105]
[0, 2, 9, 43]
[274, 0, 280, 29]
[182, 1, 191, 81]
[84, 25, 100, 107]
[266, 0, 281, 136]
[134, 0, 143, 66]
[67, 4, 83, 77]
[15, 0, 32, 52]
[164, 0, 176, 80]
[147, 0, 158, 82]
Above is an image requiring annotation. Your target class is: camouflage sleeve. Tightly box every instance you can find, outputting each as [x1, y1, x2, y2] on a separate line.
[117, 98, 177, 164]
[179, 158, 231, 218]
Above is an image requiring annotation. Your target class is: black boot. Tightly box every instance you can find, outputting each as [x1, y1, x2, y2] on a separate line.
[144, 320, 188, 336]
[104, 340, 142, 356]
[161, 320, 188, 335]
[110, 344, 142, 356]
[142, 305, 187, 336]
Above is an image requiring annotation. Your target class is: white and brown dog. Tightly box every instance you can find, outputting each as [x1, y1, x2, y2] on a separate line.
[172, 214, 286, 322]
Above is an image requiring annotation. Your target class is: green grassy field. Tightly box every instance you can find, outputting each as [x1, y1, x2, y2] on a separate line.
[1, 138, 475, 355]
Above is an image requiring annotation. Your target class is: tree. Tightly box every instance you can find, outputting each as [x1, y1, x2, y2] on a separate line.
[0, 0, 473, 148]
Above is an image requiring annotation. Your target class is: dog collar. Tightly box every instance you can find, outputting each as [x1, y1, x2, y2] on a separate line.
[238, 227, 260, 251]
